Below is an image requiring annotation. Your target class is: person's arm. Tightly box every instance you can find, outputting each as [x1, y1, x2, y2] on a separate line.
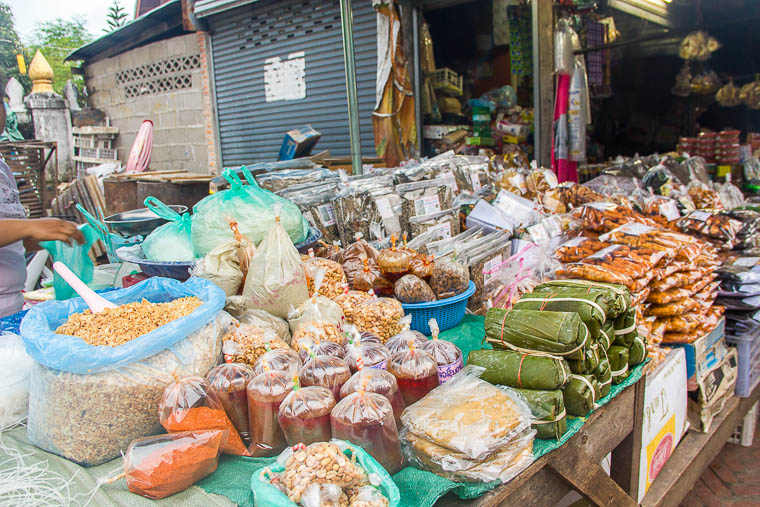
[0, 218, 85, 250]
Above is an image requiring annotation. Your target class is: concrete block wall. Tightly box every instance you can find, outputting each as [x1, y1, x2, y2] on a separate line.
[84, 33, 217, 173]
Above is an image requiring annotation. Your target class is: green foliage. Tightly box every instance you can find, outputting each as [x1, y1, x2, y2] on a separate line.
[106, 0, 128, 32]
[0, 1, 29, 91]
[26, 16, 93, 95]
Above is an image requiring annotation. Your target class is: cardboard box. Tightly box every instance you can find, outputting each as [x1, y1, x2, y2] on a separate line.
[688, 348, 738, 433]
[638, 348, 688, 503]
[423, 125, 469, 140]
[662, 318, 725, 383]
[278, 125, 321, 160]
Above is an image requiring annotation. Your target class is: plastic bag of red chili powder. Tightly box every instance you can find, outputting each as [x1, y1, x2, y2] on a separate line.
[159, 375, 250, 456]
[123, 430, 224, 499]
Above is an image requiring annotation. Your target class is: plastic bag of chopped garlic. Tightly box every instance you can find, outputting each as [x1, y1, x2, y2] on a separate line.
[20, 277, 229, 466]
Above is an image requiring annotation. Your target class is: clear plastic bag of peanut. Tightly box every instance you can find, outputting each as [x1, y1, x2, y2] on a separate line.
[430, 257, 470, 299]
[330, 379, 404, 474]
[305, 255, 347, 299]
[291, 321, 344, 352]
[253, 348, 302, 376]
[353, 295, 404, 342]
[288, 269, 345, 334]
[246, 368, 292, 456]
[299, 349, 352, 400]
[334, 285, 373, 323]
[158, 375, 249, 456]
[205, 363, 256, 446]
[377, 236, 414, 282]
[221, 325, 289, 366]
[394, 274, 436, 303]
[420, 318, 462, 384]
[278, 383, 336, 446]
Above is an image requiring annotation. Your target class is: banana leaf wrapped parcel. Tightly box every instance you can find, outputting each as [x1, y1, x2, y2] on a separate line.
[534, 279, 630, 318]
[628, 335, 647, 366]
[593, 357, 612, 397]
[567, 342, 601, 375]
[608, 345, 630, 384]
[467, 349, 571, 390]
[485, 309, 589, 360]
[514, 288, 610, 338]
[562, 374, 600, 416]
[512, 388, 568, 440]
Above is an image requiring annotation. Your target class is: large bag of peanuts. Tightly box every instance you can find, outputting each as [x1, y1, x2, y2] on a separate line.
[20, 277, 228, 466]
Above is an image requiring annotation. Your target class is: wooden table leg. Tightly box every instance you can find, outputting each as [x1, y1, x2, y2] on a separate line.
[611, 374, 646, 496]
[550, 447, 638, 507]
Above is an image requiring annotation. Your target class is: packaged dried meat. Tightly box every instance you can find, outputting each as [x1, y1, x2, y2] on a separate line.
[331, 377, 403, 474]
[278, 382, 336, 446]
[304, 256, 347, 299]
[420, 318, 463, 384]
[556, 263, 635, 290]
[120, 430, 224, 499]
[646, 298, 698, 317]
[660, 313, 702, 333]
[252, 348, 302, 376]
[678, 211, 743, 249]
[246, 368, 292, 456]
[340, 369, 406, 427]
[400, 366, 531, 461]
[299, 351, 352, 400]
[394, 274, 436, 303]
[554, 236, 609, 263]
[159, 376, 249, 456]
[353, 295, 404, 342]
[206, 363, 256, 446]
[387, 341, 439, 406]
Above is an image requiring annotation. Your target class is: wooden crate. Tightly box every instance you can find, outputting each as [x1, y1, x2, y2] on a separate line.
[0, 141, 58, 217]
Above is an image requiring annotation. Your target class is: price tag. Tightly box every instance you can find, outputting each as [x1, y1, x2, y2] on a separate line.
[734, 257, 760, 268]
[375, 197, 395, 219]
[482, 254, 503, 286]
[690, 211, 711, 222]
[429, 223, 452, 240]
[414, 195, 441, 216]
[658, 201, 680, 221]
[317, 203, 336, 226]
[440, 171, 459, 191]
[587, 202, 617, 211]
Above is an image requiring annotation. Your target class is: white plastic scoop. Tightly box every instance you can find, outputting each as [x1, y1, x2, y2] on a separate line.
[53, 261, 117, 313]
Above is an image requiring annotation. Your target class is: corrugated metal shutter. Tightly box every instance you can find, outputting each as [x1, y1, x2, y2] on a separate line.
[208, 0, 377, 166]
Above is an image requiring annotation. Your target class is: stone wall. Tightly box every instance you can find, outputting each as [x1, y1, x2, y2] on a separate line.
[84, 33, 217, 173]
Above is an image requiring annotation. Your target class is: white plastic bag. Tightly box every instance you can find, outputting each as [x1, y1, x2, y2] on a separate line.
[0, 333, 33, 429]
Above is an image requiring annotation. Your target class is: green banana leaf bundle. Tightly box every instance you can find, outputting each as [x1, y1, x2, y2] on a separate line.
[593, 357, 612, 397]
[534, 279, 630, 318]
[599, 320, 614, 350]
[563, 374, 600, 416]
[485, 308, 588, 360]
[513, 287, 610, 338]
[629, 334, 647, 366]
[467, 349, 571, 390]
[609, 345, 630, 384]
[512, 388, 567, 440]
[614, 308, 637, 347]
[568, 342, 601, 375]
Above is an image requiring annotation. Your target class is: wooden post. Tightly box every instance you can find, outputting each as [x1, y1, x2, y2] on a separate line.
[532, 0, 553, 167]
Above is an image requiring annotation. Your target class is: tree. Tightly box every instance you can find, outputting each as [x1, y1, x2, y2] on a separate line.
[106, 0, 128, 32]
[0, 2, 28, 91]
[26, 17, 93, 95]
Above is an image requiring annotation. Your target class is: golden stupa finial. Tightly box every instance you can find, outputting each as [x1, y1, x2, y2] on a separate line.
[29, 50, 54, 94]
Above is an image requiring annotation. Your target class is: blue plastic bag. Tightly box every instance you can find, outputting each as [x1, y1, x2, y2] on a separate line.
[19, 276, 225, 374]
[191, 167, 309, 257]
[141, 196, 197, 262]
[40, 223, 99, 300]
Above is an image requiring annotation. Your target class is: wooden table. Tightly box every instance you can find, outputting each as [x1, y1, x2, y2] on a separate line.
[439, 376, 645, 507]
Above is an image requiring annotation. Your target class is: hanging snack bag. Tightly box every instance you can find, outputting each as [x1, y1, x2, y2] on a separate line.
[278, 382, 336, 446]
[299, 348, 352, 400]
[242, 204, 309, 319]
[158, 375, 249, 456]
[206, 363, 256, 446]
[331, 376, 404, 475]
[394, 274, 436, 303]
[353, 293, 405, 342]
[387, 340, 439, 406]
[429, 256, 470, 299]
[247, 367, 293, 457]
[304, 256, 347, 299]
[420, 318, 463, 384]
[117, 430, 224, 499]
[141, 197, 197, 262]
[253, 348, 302, 376]
[340, 369, 406, 428]
[385, 316, 428, 354]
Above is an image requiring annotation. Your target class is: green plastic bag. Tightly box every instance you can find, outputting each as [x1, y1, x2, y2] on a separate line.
[191, 167, 309, 257]
[40, 223, 98, 300]
[251, 439, 401, 507]
[141, 197, 196, 261]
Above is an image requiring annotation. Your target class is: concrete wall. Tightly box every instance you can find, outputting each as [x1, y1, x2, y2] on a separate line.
[84, 33, 216, 173]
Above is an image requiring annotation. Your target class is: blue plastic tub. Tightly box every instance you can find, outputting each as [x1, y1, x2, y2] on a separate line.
[726, 328, 760, 397]
[401, 281, 476, 336]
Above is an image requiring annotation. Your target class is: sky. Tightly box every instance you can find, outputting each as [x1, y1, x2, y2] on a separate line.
[8, 0, 138, 42]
